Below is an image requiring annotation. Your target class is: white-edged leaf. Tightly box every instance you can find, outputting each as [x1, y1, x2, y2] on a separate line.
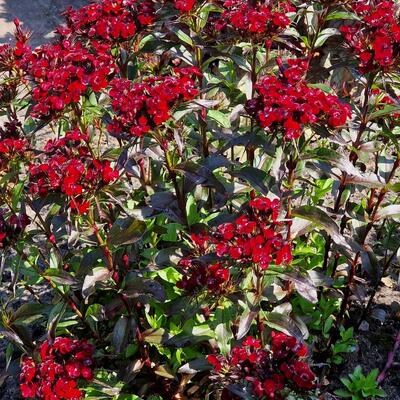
[376, 205, 400, 220]
[82, 267, 111, 300]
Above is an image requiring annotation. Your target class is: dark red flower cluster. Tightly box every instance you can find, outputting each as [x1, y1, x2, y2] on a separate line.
[176, 197, 291, 293]
[0, 44, 16, 72]
[0, 119, 29, 170]
[208, 332, 315, 399]
[174, 0, 196, 13]
[13, 18, 31, 60]
[29, 129, 118, 214]
[108, 67, 201, 137]
[340, 0, 400, 73]
[246, 59, 351, 139]
[20, 337, 94, 400]
[18, 40, 115, 119]
[61, 0, 155, 44]
[0, 79, 18, 107]
[0, 210, 30, 248]
[176, 260, 230, 293]
[214, 0, 294, 41]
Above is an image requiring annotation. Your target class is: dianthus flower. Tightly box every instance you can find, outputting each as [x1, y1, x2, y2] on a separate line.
[13, 18, 32, 60]
[0, 209, 30, 248]
[212, 0, 294, 44]
[20, 337, 94, 400]
[176, 197, 291, 293]
[208, 331, 315, 399]
[176, 260, 230, 293]
[174, 0, 197, 13]
[0, 44, 16, 72]
[61, 0, 155, 44]
[28, 129, 119, 214]
[17, 40, 115, 119]
[340, 0, 400, 73]
[108, 67, 201, 137]
[246, 58, 351, 139]
[0, 119, 29, 172]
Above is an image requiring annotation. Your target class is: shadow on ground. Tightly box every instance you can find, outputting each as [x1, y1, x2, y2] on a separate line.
[0, 0, 87, 46]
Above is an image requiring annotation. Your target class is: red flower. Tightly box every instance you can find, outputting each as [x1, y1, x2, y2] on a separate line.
[280, 360, 316, 389]
[62, 0, 155, 44]
[20, 337, 94, 400]
[242, 336, 262, 348]
[271, 331, 308, 359]
[208, 330, 315, 399]
[341, 0, 400, 73]
[177, 197, 292, 291]
[246, 59, 351, 139]
[174, 0, 196, 12]
[20, 383, 38, 398]
[18, 41, 115, 119]
[0, 210, 30, 248]
[108, 68, 200, 138]
[53, 379, 82, 399]
[176, 261, 230, 293]
[214, 0, 294, 37]
[28, 129, 118, 214]
[263, 375, 285, 399]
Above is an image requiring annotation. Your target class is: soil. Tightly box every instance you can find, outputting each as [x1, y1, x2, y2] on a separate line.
[323, 275, 400, 399]
[0, 0, 86, 47]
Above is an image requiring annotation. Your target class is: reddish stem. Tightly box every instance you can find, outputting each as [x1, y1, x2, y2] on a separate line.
[378, 331, 400, 383]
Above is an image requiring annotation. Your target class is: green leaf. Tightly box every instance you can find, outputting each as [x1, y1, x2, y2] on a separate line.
[369, 104, 400, 120]
[44, 269, 78, 286]
[108, 217, 146, 246]
[186, 194, 201, 226]
[236, 309, 258, 340]
[292, 206, 352, 254]
[198, 3, 222, 29]
[215, 321, 233, 355]
[207, 109, 231, 128]
[165, 326, 214, 347]
[326, 11, 358, 21]
[11, 182, 24, 210]
[334, 389, 352, 398]
[314, 28, 340, 48]
[124, 276, 166, 302]
[169, 26, 193, 47]
[112, 316, 137, 353]
[265, 312, 307, 342]
[49, 248, 62, 270]
[229, 166, 270, 194]
[12, 304, 49, 322]
[279, 273, 318, 303]
[142, 328, 172, 344]
[308, 83, 336, 95]
[47, 302, 67, 340]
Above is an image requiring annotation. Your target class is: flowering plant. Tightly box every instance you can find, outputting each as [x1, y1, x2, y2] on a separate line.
[0, 0, 399, 399]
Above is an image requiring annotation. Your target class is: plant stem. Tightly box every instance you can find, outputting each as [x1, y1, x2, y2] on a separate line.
[377, 330, 400, 383]
[246, 44, 258, 167]
[164, 147, 188, 227]
[323, 73, 374, 271]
